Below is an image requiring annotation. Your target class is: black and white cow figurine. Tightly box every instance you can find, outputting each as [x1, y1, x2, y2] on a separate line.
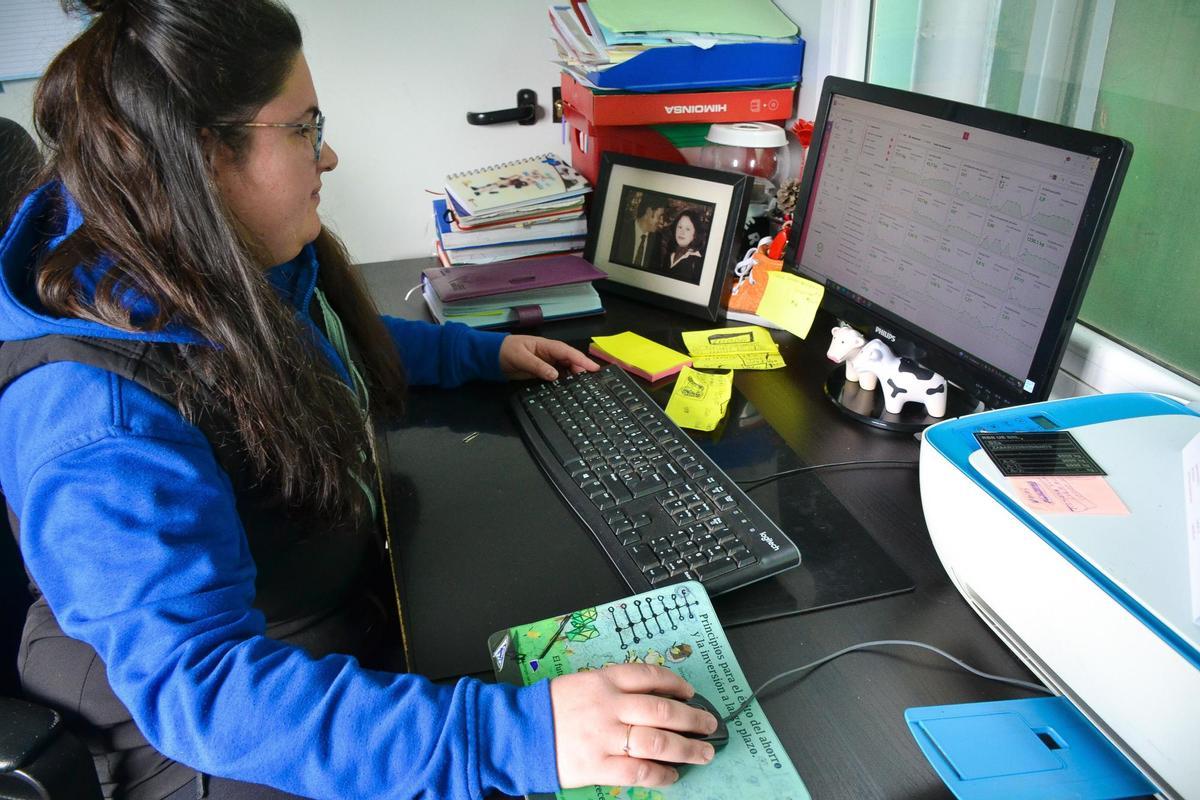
[849, 339, 948, 417]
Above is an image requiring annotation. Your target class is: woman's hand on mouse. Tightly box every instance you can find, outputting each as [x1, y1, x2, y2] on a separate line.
[549, 663, 719, 789]
[499, 335, 599, 382]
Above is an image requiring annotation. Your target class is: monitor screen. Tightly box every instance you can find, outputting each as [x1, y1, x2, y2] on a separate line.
[785, 78, 1131, 408]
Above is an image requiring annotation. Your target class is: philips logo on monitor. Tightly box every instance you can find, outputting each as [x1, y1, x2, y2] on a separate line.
[874, 326, 897, 343]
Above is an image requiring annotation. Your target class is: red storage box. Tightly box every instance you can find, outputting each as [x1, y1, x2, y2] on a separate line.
[564, 106, 688, 186]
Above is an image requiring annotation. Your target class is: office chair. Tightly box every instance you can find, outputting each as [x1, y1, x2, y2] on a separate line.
[0, 116, 103, 800]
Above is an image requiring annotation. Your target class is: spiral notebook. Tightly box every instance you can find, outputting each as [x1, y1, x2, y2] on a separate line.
[444, 152, 591, 219]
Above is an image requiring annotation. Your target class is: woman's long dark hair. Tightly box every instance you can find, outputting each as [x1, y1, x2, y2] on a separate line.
[33, 0, 407, 521]
[670, 210, 707, 256]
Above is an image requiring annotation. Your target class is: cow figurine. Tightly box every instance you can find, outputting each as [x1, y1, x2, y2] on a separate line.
[849, 339, 948, 417]
[827, 326, 949, 417]
[826, 325, 867, 381]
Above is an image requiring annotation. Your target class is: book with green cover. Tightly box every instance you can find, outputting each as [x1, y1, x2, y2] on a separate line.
[487, 581, 811, 800]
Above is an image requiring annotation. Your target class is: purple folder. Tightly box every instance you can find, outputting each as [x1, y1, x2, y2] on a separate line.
[422, 255, 607, 303]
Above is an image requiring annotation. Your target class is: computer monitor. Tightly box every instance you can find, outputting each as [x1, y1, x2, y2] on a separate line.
[785, 77, 1132, 416]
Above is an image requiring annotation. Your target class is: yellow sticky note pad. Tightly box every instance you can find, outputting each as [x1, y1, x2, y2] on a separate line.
[756, 272, 824, 339]
[665, 367, 733, 431]
[590, 332, 691, 382]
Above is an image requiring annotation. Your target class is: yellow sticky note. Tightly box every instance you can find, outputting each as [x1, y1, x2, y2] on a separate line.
[590, 332, 690, 381]
[682, 325, 775, 357]
[755, 272, 824, 339]
[665, 367, 733, 431]
[691, 352, 786, 370]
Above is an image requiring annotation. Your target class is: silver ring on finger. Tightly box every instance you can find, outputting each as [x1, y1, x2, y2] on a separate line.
[623, 723, 634, 756]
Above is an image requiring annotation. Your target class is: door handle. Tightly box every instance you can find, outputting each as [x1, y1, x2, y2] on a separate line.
[467, 89, 538, 126]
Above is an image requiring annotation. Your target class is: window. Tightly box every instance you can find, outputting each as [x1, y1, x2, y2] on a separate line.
[868, 0, 1200, 381]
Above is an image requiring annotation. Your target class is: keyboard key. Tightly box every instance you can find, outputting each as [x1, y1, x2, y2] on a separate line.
[599, 472, 633, 503]
[626, 546, 660, 572]
[628, 474, 666, 498]
[631, 512, 652, 529]
[695, 558, 737, 582]
[592, 493, 617, 510]
[715, 494, 738, 511]
[645, 567, 672, 585]
[526, 404, 580, 464]
[661, 558, 688, 577]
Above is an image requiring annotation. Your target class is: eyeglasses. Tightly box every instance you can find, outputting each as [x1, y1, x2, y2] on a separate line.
[207, 111, 326, 161]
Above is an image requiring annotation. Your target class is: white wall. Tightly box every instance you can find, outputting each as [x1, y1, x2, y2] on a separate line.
[0, 79, 37, 139]
[2, 0, 826, 264]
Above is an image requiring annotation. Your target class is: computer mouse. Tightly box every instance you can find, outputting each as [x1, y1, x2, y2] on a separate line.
[682, 692, 729, 750]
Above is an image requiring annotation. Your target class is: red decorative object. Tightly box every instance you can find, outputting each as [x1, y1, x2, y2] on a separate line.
[790, 118, 814, 148]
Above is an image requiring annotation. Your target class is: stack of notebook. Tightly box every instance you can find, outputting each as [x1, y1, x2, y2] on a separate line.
[421, 254, 606, 329]
[435, 153, 591, 266]
[549, 0, 804, 92]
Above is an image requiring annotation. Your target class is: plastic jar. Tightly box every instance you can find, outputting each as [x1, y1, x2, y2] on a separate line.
[699, 122, 789, 212]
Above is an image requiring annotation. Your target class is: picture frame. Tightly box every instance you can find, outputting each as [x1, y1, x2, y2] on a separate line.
[584, 153, 752, 321]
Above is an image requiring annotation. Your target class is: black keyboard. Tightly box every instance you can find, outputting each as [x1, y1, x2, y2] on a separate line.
[512, 365, 801, 595]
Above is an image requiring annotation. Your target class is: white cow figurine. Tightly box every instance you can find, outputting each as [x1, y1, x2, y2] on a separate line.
[826, 326, 948, 417]
[826, 325, 867, 381]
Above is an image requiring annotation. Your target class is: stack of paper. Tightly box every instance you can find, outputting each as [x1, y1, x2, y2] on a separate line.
[432, 198, 587, 266]
[436, 153, 591, 265]
[682, 325, 785, 370]
[550, 0, 802, 91]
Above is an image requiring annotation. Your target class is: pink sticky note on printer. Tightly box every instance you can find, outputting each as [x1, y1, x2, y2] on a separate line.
[1008, 475, 1130, 515]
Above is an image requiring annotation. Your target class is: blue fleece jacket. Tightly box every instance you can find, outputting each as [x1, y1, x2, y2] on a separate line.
[0, 184, 560, 799]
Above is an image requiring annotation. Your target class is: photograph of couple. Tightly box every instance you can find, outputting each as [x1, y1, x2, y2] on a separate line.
[609, 188, 716, 286]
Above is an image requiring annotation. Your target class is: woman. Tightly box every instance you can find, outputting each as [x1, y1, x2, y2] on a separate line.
[661, 210, 706, 285]
[0, 1, 717, 798]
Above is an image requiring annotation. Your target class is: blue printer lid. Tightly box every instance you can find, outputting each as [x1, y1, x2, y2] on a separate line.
[906, 696, 1159, 800]
[924, 392, 1200, 671]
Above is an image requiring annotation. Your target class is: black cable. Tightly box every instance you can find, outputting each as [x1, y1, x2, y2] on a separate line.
[721, 639, 1054, 724]
[736, 459, 918, 491]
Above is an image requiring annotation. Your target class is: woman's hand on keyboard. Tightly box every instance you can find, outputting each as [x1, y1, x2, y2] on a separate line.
[549, 663, 718, 789]
[499, 335, 599, 382]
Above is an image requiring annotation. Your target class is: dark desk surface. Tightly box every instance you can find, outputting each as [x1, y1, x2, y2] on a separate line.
[358, 258, 1042, 800]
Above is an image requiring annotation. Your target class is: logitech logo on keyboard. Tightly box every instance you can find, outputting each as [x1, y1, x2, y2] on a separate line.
[758, 531, 781, 551]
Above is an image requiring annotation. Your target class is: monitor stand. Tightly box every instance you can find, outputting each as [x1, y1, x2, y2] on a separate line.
[824, 367, 981, 433]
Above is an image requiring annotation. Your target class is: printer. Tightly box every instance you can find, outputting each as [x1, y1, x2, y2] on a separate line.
[918, 392, 1200, 799]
